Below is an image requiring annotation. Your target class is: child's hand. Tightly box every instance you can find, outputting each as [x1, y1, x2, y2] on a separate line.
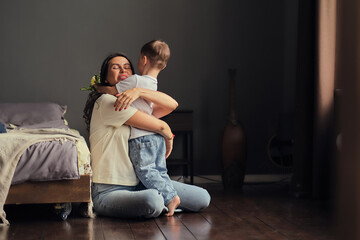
[165, 137, 174, 159]
[114, 88, 141, 111]
[94, 85, 117, 95]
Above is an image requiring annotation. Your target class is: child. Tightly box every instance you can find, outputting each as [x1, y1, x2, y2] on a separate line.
[97, 40, 180, 216]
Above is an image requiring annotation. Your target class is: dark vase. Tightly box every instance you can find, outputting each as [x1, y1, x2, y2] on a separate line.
[221, 69, 247, 190]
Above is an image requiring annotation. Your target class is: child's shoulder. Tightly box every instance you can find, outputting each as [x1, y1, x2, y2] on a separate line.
[123, 74, 138, 82]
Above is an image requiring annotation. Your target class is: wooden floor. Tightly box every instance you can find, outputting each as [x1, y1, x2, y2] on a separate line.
[1, 182, 335, 240]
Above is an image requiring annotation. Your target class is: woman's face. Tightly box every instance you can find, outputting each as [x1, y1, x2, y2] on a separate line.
[106, 56, 133, 85]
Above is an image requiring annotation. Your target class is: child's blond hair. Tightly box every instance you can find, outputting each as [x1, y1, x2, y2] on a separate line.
[141, 40, 170, 70]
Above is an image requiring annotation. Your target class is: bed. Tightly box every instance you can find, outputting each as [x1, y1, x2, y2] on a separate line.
[0, 102, 92, 225]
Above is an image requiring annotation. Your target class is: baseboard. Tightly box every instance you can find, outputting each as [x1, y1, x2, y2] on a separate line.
[170, 174, 292, 184]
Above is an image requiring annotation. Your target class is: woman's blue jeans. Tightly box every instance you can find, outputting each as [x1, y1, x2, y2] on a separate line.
[91, 181, 211, 218]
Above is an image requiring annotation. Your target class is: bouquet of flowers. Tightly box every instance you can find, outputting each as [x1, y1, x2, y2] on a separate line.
[80, 74, 101, 91]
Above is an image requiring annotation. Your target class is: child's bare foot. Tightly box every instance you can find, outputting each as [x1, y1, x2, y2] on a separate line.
[165, 195, 180, 217]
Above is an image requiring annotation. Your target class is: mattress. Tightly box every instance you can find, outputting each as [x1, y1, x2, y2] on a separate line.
[12, 141, 79, 185]
[11, 131, 91, 185]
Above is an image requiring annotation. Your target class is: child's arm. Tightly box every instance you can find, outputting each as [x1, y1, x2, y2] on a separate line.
[94, 84, 118, 96]
[164, 137, 174, 159]
[125, 110, 174, 158]
[114, 88, 178, 118]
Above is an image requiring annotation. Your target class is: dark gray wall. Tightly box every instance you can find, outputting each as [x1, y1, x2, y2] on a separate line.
[0, 0, 298, 175]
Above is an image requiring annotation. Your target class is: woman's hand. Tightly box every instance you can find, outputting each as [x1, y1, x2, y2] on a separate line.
[114, 88, 141, 111]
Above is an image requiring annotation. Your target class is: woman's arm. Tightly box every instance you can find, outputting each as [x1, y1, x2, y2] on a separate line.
[125, 110, 174, 158]
[115, 88, 178, 118]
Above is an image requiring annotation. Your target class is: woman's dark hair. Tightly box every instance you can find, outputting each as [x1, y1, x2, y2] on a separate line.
[83, 52, 135, 132]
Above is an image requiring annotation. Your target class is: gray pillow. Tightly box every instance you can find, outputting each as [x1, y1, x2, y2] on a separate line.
[0, 102, 68, 129]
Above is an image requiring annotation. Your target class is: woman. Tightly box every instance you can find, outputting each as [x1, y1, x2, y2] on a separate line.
[83, 53, 210, 218]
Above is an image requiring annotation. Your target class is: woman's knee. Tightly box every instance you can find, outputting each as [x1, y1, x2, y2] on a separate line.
[193, 187, 211, 211]
[141, 189, 165, 218]
[173, 181, 211, 212]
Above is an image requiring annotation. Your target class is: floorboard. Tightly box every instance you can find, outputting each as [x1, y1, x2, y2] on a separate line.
[1, 182, 335, 240]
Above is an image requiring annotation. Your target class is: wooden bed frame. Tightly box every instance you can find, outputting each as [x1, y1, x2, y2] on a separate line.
[5, 175, 91, 205]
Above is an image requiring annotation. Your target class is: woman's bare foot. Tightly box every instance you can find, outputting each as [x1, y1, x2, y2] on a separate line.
[165, 195, 181, 217]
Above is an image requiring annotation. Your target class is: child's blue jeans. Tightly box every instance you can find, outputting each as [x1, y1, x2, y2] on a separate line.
[129, 134, 176, 205]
